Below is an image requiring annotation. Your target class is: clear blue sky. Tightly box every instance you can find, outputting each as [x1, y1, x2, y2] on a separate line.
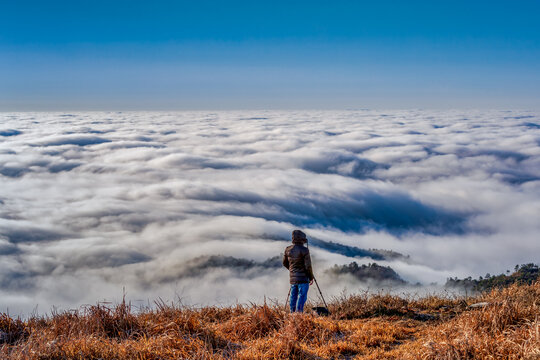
[1, 0, 539, 110]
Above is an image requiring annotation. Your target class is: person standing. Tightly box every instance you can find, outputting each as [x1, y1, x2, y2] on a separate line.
[282, 230, 314, 313]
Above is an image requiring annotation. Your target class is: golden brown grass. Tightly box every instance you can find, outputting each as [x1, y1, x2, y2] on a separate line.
[1, 282, 538, 359]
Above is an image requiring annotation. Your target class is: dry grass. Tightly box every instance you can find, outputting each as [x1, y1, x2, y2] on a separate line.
[1, 282, 538, 359]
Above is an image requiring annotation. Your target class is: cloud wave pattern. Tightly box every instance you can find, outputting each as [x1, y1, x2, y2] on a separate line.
[0, 110, 539, 314]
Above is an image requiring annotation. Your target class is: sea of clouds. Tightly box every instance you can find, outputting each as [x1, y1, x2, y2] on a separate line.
[1, 110, 539, 314]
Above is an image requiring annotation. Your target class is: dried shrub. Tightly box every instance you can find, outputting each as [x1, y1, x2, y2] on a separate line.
[412, 294, 465, 312]
[279, 314, 340, 345]
[331, 292, 409, 319]
[0, 314, 29, 344]
[235, 334, 319, 360]
[1, 282, 538, 359]
[83, 301, 142, 339]
[422, 282, 540, 360]
[216, 303, 284, 341]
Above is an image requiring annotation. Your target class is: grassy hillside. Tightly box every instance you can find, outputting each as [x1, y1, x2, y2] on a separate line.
[1, 281, 538, 359]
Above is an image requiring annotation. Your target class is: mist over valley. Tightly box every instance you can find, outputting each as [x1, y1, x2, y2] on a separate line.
[1, 110, 539, 314]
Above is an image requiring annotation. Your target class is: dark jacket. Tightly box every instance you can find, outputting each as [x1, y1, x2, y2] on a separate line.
[282, 244, 314, 284]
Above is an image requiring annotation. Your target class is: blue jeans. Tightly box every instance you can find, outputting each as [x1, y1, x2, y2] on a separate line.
[290, 283, 309, 312]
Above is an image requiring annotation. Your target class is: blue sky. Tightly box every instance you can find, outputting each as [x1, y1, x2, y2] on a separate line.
[1, 0, 539, 110]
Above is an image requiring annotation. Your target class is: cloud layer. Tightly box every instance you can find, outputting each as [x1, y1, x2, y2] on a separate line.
[1, 110, 539, 314]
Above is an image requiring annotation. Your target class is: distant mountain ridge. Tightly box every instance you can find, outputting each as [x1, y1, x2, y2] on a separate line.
[327, 261, 407, 285]
[446, 263, 539, 291]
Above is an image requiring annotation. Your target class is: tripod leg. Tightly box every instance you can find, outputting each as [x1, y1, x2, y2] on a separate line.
[313, 278, 328, 309]
[285, 286, 291, 311]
